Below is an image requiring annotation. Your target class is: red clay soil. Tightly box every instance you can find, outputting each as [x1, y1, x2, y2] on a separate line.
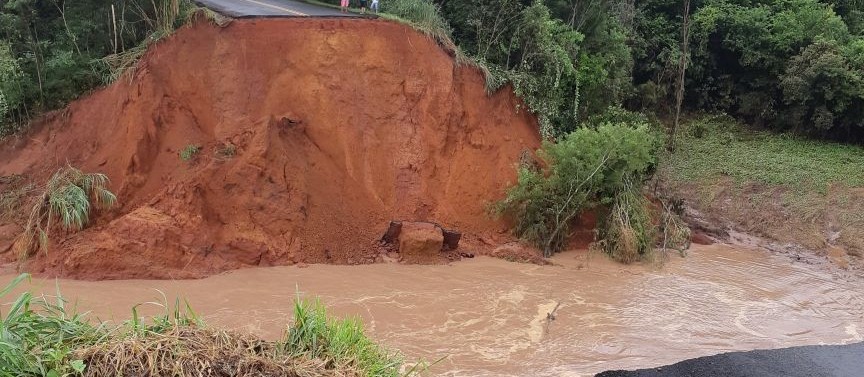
[0, 19, 541, 280]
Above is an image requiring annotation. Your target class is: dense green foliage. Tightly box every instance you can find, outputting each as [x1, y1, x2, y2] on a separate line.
[0, 0, 193, 137]
[0, 274, 415, 376]
[495, 122, 661, 256]
[685, 0, 864, 139]
[429, 0, 864, 140]
[6, 0, 862, 141]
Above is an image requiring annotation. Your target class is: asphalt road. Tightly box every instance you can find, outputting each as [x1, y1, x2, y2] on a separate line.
[596, 342, 864, 377]
[195, 0, 352, 17]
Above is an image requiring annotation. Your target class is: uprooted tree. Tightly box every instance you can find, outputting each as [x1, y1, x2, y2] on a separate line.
[495, 121, 662, 258]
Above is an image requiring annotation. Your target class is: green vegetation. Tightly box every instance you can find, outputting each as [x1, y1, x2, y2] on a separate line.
[495, 121, 662, 257]
[215, 142, 236, 159]
[380, 0, 454, 48]
[663, 115, 864, 191]
[5, 0, 862, 142]
[179, 143, 201, 161]
[596, 177, 657, 263]
[660, 115, 864, 255]
[14, 166, 116, 260]
[0, 0, 202, 137]
[0, 274, 420, 377]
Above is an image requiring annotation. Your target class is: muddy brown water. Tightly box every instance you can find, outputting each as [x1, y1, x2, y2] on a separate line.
[3, 244, 863, 376]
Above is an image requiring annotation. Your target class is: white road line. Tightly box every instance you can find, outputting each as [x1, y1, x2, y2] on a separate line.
[236, 0, 308, 16]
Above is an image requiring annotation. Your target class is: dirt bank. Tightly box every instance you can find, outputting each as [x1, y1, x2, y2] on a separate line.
[0, 18, 540, 280]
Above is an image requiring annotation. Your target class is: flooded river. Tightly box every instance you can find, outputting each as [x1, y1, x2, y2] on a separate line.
[3, 244, 863, 376]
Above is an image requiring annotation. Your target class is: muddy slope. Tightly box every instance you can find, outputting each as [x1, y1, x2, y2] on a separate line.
[0, 19, 540, 280]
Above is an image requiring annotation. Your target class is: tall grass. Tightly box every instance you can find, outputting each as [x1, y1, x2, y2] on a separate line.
[0, 275, 422, 376]
[101, 0, 232, 83]
[13, 166, 116, 260]
[597, 177, 656, 264]
[0, 274, 104, 376]
[379, 0, 457, 52]
[284, 298, 410, 376]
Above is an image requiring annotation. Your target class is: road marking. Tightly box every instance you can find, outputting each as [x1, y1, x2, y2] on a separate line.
[237, 0, 308, 16]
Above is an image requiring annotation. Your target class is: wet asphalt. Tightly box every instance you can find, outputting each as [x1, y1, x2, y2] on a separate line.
[194, 0, 353, 17]
[596, 342, 864, 377]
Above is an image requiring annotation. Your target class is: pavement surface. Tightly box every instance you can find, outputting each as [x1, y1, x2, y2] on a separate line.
[596, 342, 864, 377]
[195, 0, 353, 17]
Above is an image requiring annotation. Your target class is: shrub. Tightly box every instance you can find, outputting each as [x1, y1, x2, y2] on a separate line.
[14, 166, 116, 260]
[495, 122, 661, 256]
[179, 144, 201, 161]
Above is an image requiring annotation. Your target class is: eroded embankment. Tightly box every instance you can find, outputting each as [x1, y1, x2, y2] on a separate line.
[0, 18, 540, 279]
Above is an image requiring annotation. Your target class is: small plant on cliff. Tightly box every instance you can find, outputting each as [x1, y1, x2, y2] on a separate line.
[14, 166, 117, 259]
[214, 142, 236, 160]
[495, 123, 660, 257]
[179, 144, 201, 162]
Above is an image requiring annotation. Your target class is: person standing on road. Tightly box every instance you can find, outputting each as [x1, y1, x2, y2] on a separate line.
[370, 0, 379, 13]
[359, 0, 367, 14]
[340, 0, 349, 13]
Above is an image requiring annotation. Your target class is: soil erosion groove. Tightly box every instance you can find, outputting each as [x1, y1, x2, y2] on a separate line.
[0, 18, 540, 280]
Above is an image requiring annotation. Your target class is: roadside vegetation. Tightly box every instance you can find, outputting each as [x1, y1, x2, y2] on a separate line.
[0, 273, 421, 377]
[0, 0, 225, 137]
[659, 115, 864, 258]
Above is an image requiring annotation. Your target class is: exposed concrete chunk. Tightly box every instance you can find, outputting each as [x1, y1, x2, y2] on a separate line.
[398, 222, 444, 257]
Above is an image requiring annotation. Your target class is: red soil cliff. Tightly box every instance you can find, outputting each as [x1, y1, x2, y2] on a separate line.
[0, 18, 540, 280]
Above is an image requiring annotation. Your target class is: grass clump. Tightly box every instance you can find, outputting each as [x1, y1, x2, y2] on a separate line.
[596, 178, 656, 264]
[284, 298, 411, 376]
[379, 0, 455, 50]
[0, 275, 422, 377]
[215, 142, 237, 160]
[179, 144, 202, 162]
[14, 166, 116, 260]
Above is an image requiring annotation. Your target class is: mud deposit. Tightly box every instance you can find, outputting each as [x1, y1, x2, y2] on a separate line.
[0, 18, 539, 279]
[3, 244, 862, 376]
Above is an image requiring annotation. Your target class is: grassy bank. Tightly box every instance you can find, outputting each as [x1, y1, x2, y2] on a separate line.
[659, 115, 864, 263]
[0, 274, 422, 377]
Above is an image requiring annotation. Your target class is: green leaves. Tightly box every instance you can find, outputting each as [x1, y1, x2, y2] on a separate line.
[780, 39, 864, 134]
[15, 166, 117, 259]
[496, 121, 661, 256]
